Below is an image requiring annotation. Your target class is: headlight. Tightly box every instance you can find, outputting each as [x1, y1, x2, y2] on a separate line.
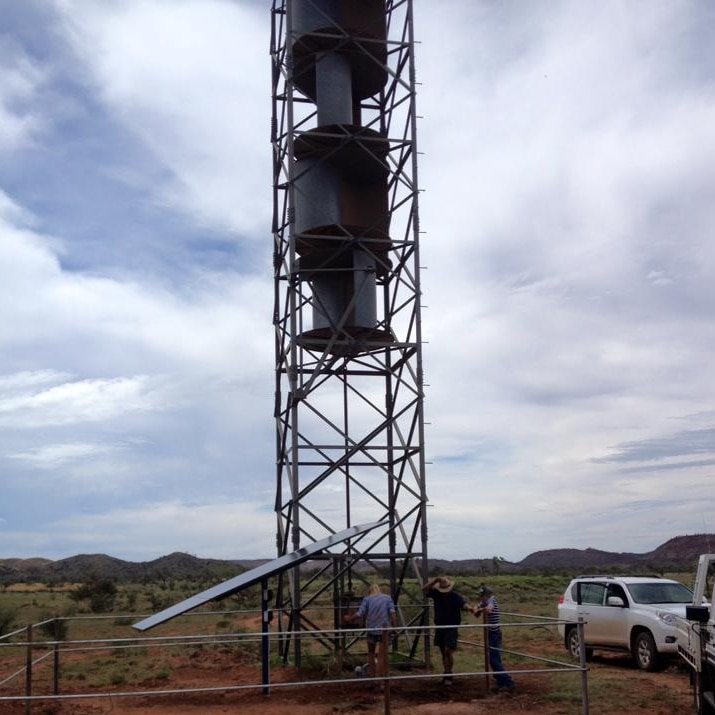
[657, 610, 676, 626]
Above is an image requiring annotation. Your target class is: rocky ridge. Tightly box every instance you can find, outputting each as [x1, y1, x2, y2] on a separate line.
[1, 533, 713, 585]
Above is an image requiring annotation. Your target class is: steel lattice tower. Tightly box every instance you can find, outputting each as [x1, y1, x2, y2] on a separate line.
[270, 0, 428, 663]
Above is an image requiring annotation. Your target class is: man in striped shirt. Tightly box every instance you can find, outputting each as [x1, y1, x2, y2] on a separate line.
[473, 584, 516, 692]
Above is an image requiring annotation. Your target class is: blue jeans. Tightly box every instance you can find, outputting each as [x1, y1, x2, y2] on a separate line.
[488, 629, 514, 687]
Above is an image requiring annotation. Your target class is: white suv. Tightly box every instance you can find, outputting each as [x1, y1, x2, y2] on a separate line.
[557, 575, 693, 671]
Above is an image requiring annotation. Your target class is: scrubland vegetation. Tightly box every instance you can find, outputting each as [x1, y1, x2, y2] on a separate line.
[0, 573, 695, 713]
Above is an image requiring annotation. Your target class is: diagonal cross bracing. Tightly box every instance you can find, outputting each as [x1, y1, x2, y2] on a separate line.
[271, 0, 428, 665]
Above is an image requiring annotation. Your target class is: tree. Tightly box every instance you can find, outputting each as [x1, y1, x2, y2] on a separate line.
[492, 556, 506, 575]
[0, 606, 17, 637]
[38, 614, 68, 641]
[69, 578, 118, 613]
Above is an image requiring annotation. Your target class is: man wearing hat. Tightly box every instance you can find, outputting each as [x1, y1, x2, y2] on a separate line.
[423, 575, 472, 684]
[473, 584, 515, 692]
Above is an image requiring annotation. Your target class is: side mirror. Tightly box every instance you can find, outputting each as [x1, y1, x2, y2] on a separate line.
[607, 596, 625, 607]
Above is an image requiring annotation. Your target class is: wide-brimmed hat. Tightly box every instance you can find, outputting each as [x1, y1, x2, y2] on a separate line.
[434, 576, 454, 593]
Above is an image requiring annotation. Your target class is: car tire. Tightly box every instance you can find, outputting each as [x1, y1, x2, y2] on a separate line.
[633, 630, 660, 672]
[566, 627, 593, 661]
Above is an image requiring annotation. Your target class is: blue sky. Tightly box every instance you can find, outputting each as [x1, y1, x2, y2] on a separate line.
[1, 0, 714, 562]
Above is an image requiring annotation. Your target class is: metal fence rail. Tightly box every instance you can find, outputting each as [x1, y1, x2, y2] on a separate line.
[1, 613, 589, 714]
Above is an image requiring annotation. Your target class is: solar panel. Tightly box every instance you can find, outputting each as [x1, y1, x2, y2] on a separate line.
[132, 521, 383, 631]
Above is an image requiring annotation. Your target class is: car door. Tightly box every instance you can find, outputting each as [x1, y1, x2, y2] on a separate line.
[575, 582, 607, 643]
[596, 583, 629, 646]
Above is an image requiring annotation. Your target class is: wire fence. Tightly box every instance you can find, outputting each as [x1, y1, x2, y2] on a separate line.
[0, 609, 589, 714]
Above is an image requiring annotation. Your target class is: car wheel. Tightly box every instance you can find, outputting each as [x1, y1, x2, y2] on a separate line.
[633, 630, 660, 672]
[566, 627, 593, 661]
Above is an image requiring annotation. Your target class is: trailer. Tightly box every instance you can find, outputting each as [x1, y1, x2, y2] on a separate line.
[676, 554, 715, 714]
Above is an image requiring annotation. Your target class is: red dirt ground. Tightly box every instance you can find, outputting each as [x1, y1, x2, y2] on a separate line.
[1, 649, 694, 715]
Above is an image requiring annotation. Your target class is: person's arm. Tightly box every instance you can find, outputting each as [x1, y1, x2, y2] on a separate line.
[422, 577, 440, 593]
[472, 599, 494, 617]
[345, 599, 367, 624]
[422, 578, 437, 593]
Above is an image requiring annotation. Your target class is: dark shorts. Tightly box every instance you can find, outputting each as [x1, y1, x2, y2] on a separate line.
[367, 632, 384, 644]
[434, 627, 458, 651]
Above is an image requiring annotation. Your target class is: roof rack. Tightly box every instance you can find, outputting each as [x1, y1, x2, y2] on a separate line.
[575, 574, 666, 580]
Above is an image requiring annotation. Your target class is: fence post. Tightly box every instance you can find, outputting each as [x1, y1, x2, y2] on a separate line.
[261, 579, 272, 697]
[53, 618, 60, 695]
[577, 617, 589, 715]
[380, 630, 390, 715]
[25, 622, 32, 715]
[481, 612, 490, 692]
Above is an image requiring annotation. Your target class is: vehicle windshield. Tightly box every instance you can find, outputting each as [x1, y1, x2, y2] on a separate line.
[626, 581, 692, 604]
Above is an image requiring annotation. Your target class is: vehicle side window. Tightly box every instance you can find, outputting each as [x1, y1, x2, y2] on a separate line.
[573, 582, 606, 605]
[606, 583, 628, 603]
[606, 584, 627, 605]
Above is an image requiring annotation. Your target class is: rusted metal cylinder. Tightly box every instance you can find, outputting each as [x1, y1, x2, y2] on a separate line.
[294, 151, 389, 243]
[292, 0, 387, 101]
[309, 250, 377, 333]
[290, 1, 391, 350]
[294, 157, 342, 237]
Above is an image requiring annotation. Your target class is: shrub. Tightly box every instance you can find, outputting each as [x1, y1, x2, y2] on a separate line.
[124, 590, 138, 611]
[113, 616, 133, 627]
[69, 578, 118, 613]
[0, 606, 18, 637]
[37, 615, 68, 641]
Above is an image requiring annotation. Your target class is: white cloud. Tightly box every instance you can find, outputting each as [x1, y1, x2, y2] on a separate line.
[46, 500, 274, 560]
[8, 441, 125, 468]
[0, 374, 168, 428]
[0, 37, 46, 152]
[0, 199, 271, 378]
[0, 190, 38, 228]
[415, 2, 715, 561]
[0, 369, 73, 393]
[0, 0, 713, 563]
[54, 0, 271, 236]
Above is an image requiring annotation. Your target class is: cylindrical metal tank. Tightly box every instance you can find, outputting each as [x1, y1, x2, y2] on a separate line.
[310, 249, 377, 332]
[294, 152, 389, 242]
[291, 0, 387, 101]
[290, 0, 391, 352]
[315, 52, 353, 126]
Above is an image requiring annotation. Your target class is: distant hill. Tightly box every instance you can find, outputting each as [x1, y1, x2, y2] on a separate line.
[518, 547, 643, 571]
[1, 534, 713, 585]
[517, 534, 715, 573]
[1, 558, 53, 569]
[0, 552, 250, 585]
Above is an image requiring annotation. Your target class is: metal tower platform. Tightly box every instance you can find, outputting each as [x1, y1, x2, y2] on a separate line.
[271, 0, 429, 663]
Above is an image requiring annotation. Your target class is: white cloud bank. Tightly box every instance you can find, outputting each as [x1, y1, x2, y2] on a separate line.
[0, 0, 713, 562]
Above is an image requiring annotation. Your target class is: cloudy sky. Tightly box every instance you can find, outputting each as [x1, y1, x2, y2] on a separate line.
[1, 0, 714, 563]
